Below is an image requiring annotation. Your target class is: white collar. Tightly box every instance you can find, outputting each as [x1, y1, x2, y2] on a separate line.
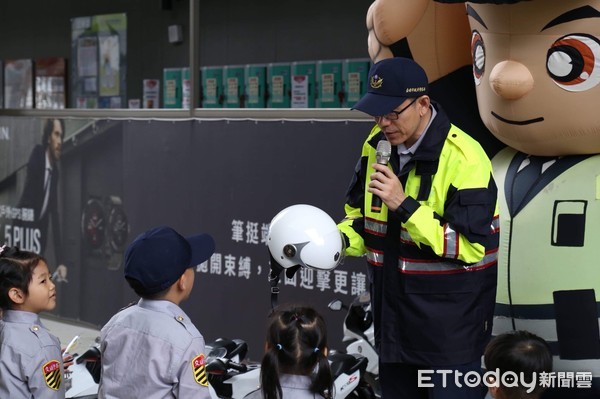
[397, 105, 437, 156]
[45, 150, 53, 172]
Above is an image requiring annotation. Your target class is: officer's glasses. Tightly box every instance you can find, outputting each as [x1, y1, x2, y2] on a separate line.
[374, 98, 417, 124]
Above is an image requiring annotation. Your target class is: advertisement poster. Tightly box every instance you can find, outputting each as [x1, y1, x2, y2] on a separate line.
[0, 116, 373, 359]
[71, 13, 127, 108]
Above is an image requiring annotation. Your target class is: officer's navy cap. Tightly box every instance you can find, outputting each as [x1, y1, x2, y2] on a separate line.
[124, 226, 215, 296]
[352, 57, 429, 117]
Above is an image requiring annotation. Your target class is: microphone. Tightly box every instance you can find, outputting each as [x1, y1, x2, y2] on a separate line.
[371, 140, 392, 213]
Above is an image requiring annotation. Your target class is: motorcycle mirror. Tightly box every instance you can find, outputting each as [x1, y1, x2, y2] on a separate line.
[328, 299, 344, 311]
[206, 358, 228, 375]
[208, 347, 228, 358]
[75, 347, 101, 364]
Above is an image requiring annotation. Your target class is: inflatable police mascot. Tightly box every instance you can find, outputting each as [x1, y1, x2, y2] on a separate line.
[365, 0, 600, 397]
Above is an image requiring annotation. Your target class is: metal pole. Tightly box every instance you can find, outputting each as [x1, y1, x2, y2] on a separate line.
[189, 0, 200, 113]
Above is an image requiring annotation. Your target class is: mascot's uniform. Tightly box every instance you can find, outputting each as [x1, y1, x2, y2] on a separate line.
[0, 310, 65, 398]
[493, 148, 600, 379]
[338, 101, 500, 366]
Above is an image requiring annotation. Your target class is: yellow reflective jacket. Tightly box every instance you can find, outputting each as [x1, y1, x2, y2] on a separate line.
[338, 102, 499, 365]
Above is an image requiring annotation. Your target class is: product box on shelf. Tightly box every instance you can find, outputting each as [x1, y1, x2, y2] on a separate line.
[35, 57, 67, 109]
[4, 59, 34, 109]
[267, 62, 291, 108]
[291, 61, 316, 108]
[316, 60, 343, 108]
[223, 65, 245, 108]
[343, 58, 371, 108]
[244, 64, 266, 108]
[163, 67, 182, 108]
[201, 66, 223, 108]
[143, 79, 160, 108]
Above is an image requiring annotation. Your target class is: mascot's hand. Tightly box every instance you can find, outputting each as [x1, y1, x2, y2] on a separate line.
[368, 0, 429, 63]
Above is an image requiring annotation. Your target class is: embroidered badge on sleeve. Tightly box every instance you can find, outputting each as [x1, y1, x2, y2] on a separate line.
[43, 360, 62, 390]
[191, 354, 208, 386]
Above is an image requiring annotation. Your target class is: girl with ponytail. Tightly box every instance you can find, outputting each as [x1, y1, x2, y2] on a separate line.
[245, 304, 334, 399]
[0, 245, 67, 398]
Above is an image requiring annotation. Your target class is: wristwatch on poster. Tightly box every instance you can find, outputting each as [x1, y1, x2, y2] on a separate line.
[106, 195, 129, 253]
[105, 195, 129, 270]
[81, 195, 129, 270]
[81, 198, 106, 250]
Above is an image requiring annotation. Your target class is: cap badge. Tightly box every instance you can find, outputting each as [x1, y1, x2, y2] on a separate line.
[370, 75, 383, 89]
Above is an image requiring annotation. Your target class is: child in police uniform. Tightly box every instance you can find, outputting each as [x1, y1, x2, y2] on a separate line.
[98, 225, 215, 399]
[484, 330, 553, 399]
[0, 245, 66, 398]
[244, 304, 334, 399]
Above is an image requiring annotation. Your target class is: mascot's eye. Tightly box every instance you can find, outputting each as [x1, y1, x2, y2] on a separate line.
[471, 31, 485, 86]
[547, 33, 600, 92]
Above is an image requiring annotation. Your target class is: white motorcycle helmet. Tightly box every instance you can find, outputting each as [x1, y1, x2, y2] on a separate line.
[268, 204, 344, 272]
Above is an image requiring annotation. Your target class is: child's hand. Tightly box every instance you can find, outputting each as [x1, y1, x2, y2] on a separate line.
[62, 350, 74, 370]
[62, 335, 79, 371]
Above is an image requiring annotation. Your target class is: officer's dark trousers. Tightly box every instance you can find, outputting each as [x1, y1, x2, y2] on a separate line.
[380, 360, 486, 399]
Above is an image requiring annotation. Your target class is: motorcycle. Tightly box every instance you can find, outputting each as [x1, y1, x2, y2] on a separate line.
[64, 340, 101, 399]
[328, 292, 380, 398]
[206, 338, 261, 398]
[206, 337, 375, 399]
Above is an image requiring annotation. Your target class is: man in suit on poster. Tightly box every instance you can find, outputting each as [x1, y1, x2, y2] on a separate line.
[18, 118, 65, 273]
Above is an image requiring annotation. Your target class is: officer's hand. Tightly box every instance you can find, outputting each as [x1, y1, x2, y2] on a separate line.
[369, 163, 407, 211]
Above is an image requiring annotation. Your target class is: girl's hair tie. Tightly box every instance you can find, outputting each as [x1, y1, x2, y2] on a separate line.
[276, 344, 283, 351]
[314, 347, 319, 353]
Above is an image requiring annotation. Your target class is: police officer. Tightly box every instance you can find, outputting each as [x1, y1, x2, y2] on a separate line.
[338, 57, 499, 399]
[98, 226, 215, 399]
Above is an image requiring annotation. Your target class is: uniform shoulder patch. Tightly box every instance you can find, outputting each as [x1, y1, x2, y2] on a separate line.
[191, 354, 208, 386]
[43, 360, 62, 390]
